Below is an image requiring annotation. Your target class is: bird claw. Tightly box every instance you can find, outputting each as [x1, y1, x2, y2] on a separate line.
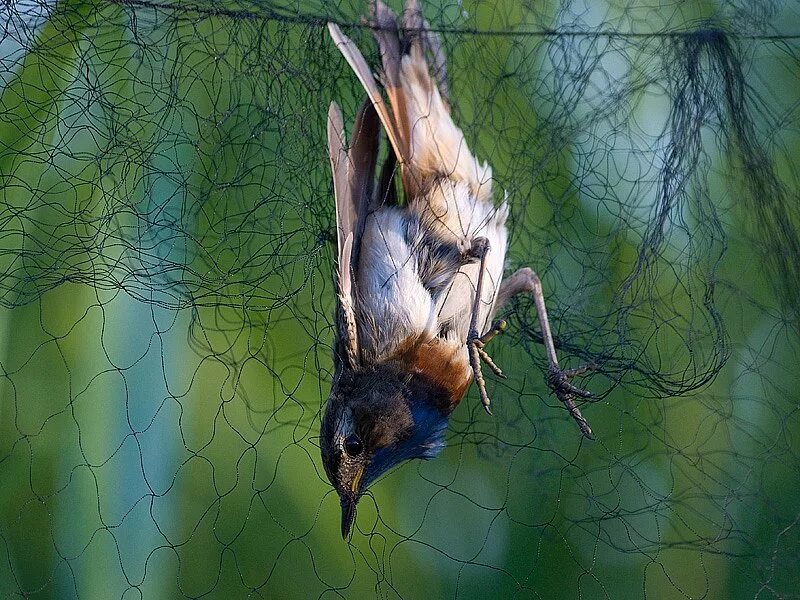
[468, 336, 493, 415]
[467, 319, 508, 415]
[461, 236, 491, 265]
[546, 364, 597, 439]
[468, 322, 597, 439]
[547, 368, 594, 398]
[475, 344, 506, 378]
[468, 237, 490, 260]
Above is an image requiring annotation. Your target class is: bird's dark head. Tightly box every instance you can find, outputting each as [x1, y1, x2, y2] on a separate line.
[320, 362, 450, 538]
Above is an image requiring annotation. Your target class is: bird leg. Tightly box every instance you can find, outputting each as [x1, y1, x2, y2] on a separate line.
[494, 267, 596, 438]
[465, 237, 507, 415]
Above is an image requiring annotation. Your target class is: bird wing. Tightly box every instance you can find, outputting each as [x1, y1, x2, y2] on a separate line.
[328, 22, 411, 196]
[347, 99, 380, 262]
[327, 100, 380, 369]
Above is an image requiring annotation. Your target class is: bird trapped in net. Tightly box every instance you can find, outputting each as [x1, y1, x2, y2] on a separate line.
[321, 0, 601, 538]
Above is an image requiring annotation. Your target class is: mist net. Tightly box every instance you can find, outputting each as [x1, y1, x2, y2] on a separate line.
[1, 0, 799, 598]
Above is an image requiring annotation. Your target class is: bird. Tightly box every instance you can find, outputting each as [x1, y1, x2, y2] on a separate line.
[321, 0, 595, 539]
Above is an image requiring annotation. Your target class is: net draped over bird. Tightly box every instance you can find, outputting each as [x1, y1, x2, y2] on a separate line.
[320, 0, 596, 539]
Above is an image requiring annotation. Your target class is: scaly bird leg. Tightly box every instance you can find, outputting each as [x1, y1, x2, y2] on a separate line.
[473, 319, 508, 379]
[465, 237, 507, 415]
[494, 267, 597, 439]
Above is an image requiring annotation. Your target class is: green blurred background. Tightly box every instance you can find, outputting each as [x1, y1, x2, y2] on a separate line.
[0, 0, 798, 598]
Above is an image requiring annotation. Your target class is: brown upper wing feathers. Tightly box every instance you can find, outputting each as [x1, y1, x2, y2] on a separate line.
[347, 99, 380, 261]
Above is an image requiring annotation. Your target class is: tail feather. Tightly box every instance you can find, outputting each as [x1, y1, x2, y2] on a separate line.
[330, 0, 492, 204]
[327, 22, 408, 176]
[399, 43, 492, 202]
[418, 20, 450, 107]
[370, 0, 409, 146]
[369, 1, 414, 198]
[395, 0, 490, 199]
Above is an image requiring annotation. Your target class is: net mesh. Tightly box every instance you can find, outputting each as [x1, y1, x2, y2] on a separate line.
[1, 0, 799, 597]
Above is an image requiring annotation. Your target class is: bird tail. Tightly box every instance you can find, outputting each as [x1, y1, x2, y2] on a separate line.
[328, 0, 492, 203]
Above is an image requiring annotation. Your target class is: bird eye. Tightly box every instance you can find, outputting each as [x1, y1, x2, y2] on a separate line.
[344, 434, 363, 457]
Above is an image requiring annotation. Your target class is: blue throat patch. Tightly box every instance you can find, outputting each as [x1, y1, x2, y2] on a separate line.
[365, 401, 449, 487]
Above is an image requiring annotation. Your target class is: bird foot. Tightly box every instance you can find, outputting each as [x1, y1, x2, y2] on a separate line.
[460, 236, 491, 265]
[546, 363, 598, 439]
[467, 319, 508, 415]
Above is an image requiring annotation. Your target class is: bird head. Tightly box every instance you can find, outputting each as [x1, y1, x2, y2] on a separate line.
[320, 362, 450, 538]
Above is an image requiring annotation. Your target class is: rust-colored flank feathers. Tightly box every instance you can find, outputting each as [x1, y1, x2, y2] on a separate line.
[390, 337, 472, 413]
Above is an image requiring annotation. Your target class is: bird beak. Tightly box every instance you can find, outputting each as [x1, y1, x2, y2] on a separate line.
[340, 494, 356, 539]
[339, 465, 364, 539]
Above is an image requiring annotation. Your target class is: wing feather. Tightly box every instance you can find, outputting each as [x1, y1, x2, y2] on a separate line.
[348, 99, 380, 260]
[328, 22, 413, 198]
[327, 101, 360, 368]
[327, 102, 351, 253]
